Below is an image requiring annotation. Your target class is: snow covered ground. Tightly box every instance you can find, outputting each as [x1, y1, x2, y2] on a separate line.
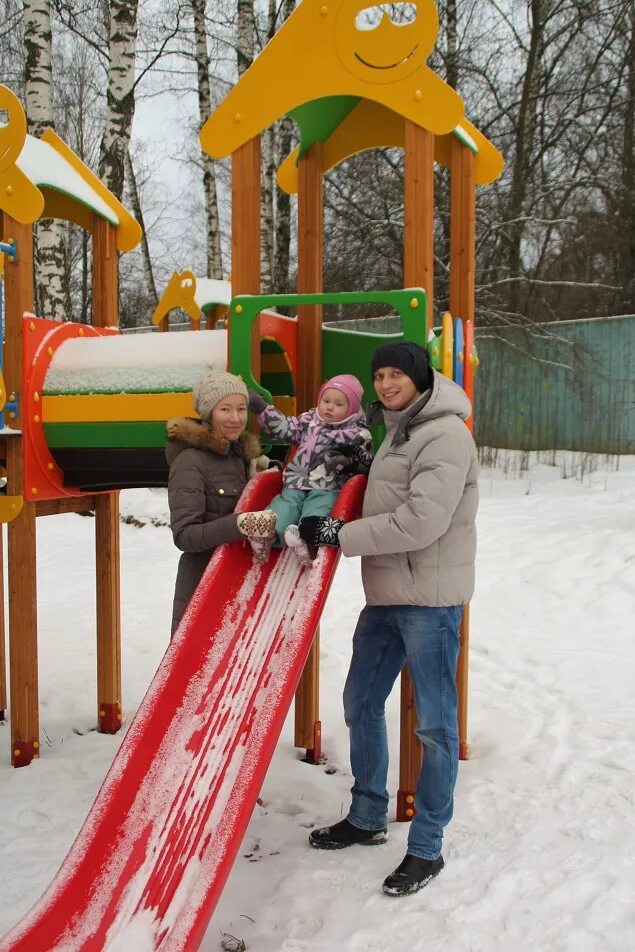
[0, 453, 634, 952]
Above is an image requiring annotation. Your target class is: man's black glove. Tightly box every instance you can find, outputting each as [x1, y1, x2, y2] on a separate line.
[248, 389, 268, 415]
[299, 516, 346, 548]
[336, 443, 373, 477]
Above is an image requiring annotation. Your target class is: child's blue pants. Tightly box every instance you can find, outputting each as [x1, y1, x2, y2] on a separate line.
[268, 488, 338, 542]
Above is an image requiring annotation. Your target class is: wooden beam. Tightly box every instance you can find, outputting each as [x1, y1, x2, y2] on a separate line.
[450, 138, 476, 323]
[36, 496, 97, 517]
[404, 121, 435, 332]
[94, 494, 122, 732]
[296, 143, 324, 411]
[92, 218, 122, 734]
[398, 123, 435, 815]
[450, 140, 476, 760]
[2, 213, 39, 766]
[231, 136, 261, 382]
[294, 143, 324, 762]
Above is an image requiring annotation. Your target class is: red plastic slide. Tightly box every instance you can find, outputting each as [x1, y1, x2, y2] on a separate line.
[0, 470, 366, 951]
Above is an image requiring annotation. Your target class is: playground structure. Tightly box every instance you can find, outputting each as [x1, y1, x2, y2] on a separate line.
[199, 0, 502, 811]
[0, 81, 143, 759]
[0, 0, 504, 946]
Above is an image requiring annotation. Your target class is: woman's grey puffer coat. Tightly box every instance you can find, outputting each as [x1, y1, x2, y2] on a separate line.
[339, 371, 478, 607]
[166, 418, 261, 635]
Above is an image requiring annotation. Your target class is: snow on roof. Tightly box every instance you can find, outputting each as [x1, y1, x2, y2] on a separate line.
[194, 279, 231, 309]
[16, 135, 119, 226]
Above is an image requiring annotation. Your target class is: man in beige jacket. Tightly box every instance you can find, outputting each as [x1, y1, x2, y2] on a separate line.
[299, 341, 478, 897]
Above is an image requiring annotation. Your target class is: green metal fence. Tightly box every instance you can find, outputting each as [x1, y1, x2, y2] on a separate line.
[325, 313, 635, 455]
[474, 315, 634, 455]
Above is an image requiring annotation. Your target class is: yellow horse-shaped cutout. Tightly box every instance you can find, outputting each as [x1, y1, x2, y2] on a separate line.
[0, 85, 45, 224]
[151, 270, 205, 326]
[200, 0, 464, 159]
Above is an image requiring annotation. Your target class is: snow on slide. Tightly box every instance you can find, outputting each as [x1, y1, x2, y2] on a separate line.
[0, 470, 366, 952]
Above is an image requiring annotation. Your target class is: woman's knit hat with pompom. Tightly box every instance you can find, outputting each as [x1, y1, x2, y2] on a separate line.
[193, 371, 248, 420]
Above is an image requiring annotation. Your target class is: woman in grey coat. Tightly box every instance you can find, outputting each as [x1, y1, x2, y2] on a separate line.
[166, 371, 268, 636]
[299, 341, 478, 898]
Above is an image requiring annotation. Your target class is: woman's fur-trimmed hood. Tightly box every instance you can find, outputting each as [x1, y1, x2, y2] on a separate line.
[166, 417, 262, 465]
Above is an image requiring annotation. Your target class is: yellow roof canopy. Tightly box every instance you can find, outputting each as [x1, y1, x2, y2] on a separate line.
[200, 0, 503, 187]
[201, 0, 465, 159]
[0, 84, 141, 251]
[276, 100, 504, 192]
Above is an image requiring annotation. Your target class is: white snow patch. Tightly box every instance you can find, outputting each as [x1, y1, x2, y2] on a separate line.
[0, 457, 633, 951]
[17, 135, 118, 224]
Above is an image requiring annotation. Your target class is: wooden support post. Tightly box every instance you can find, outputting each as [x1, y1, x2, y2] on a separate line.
[0, 529, 6, 721]
[397, 123, 435, 817]
[294, 143, 324, 762]
[92, 217, 122, 734]
[231, 135, 261, 383]
[404, 121, 435, 328]
[35, 496, 97, 517]
[2, 214, 39, 766]
[449, 138, 475, 325]
[450, 138, 476, 760]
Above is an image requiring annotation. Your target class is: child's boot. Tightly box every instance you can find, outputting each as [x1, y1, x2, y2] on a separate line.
[237, 510, 277, 563]
[284, 524, 314, 567]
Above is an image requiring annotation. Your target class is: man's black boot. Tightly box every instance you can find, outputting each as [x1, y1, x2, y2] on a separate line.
[382, 853, 444, 896]
[309, 818, 388, 850]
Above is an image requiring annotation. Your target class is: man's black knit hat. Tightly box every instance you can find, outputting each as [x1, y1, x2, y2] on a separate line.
[370, 341, 432, 394]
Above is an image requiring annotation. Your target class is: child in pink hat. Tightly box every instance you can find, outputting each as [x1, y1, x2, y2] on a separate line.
[242, 374, 373, 563]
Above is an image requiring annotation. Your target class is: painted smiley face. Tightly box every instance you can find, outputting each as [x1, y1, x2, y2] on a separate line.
[335, 1, 437, 85]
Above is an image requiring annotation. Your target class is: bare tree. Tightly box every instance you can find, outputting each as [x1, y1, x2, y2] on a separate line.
[616, 4, 634, 310]
[259, 0, 276, 292]
[124, 147, 158, 307]
[23, 0, 68, 321]
[272, 0, 296, 295]
[53, 39, 104, 321]
[191, 0, 223, 279]
[0, 0, 26, 91]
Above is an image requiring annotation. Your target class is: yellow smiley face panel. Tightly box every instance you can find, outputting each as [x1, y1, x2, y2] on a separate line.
[200, 0, 465, 160]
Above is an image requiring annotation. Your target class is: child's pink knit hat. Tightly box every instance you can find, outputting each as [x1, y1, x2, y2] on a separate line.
[318, 374, 364, 415]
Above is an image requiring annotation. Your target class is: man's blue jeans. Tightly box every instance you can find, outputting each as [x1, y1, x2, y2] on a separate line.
[343, 604, 463, 860]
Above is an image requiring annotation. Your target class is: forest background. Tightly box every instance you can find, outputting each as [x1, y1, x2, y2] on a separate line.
[0, 0, 633, 331]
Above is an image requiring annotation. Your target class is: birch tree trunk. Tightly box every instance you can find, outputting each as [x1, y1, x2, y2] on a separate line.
[124, 148, 158, 308]
[23, 0, 67, 321]
[445, 0, 458, 90]
[236, 0, 254, 79]
[99, 0, 139, 202]
[259, 0, 277, 293]
[192, 0, 222, 279]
